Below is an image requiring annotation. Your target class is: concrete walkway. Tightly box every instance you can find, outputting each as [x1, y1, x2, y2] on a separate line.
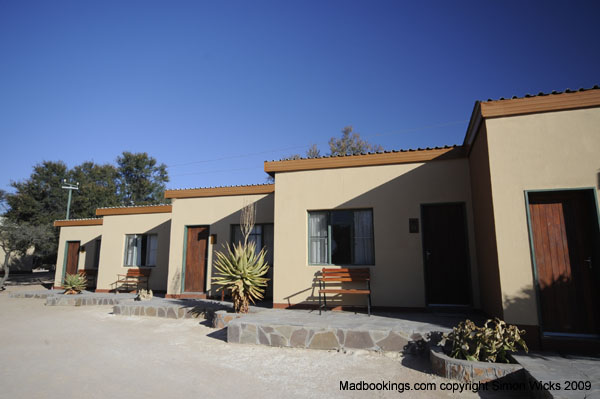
[513, 353, 600, 399]
[0, 286, 482, 399]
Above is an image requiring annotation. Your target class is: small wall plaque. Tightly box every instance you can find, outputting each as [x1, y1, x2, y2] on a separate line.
[409, 218, 419, 233]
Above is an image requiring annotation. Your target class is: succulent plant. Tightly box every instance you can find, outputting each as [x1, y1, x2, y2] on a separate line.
[63, 273, 87, 295]
[212, 241, 270, 313]
[445, 318, 528, 363]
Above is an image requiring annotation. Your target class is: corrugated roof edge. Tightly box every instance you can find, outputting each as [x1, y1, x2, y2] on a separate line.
[165, 183, 274, 192]
[482, 85, 600, 103]
[96, 203, 171, 210]
[265, 145, 459, 163]
[463, 84, 600, 151]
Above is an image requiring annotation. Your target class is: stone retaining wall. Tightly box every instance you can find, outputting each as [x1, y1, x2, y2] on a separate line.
[430, 347, 524, 383]
[46, 294, 130, 306]
[227, 320, 411, 352]
[9, 290, 60, 299]
[113, 299, 233, 320]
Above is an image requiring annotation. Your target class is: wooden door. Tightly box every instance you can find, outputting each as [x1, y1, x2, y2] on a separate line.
[422, 203, 471, 305]
[528, 190, 600, 335]
[184, 226, 209, 293]
[65, 241, 80, 276]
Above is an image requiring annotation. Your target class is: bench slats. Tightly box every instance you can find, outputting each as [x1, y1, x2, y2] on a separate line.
[318, 267, 372, 316]
[319, 289, 370, 294]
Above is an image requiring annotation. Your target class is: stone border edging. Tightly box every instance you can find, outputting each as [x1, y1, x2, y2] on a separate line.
[429, 347, 524, 382]
[227, 319, 411, 352]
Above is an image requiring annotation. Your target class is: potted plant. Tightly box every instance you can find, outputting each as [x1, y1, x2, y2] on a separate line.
[63, 273, 87, 295]
[212, 202, 270, 314]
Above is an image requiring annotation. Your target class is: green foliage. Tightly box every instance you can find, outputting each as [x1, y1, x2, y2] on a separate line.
[306, 144, 321, 158]
[328, 126, 383, 156]
[63, 273, 87, 294]
[116, 152, 169, 205]
[0, 220, 54, 288]
[2, 152, 169, 265]
[212, 241, 270, 313]
[445, 318, 528, 363]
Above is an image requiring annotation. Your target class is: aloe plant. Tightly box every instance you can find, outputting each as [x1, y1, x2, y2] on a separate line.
[212, 241, 270, 313]
[445, 318, 528, 363]
[63, 273, 87, 295]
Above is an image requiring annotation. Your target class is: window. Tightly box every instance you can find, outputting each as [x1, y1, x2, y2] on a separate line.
[93, 239, 101, 268]
[124, 234, 158, 267]
[308, 209, 374, 265]
[231, 224, 274, 266]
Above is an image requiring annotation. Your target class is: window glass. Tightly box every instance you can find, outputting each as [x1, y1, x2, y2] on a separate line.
[231, 224, 274, 266]
[308, 212, 328, 264]
[124, 234, 157, 267]
[308, 209, 374, 265]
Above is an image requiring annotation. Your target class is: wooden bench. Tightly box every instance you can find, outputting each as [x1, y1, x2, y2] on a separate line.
[78, 269, 98, 288]
[112, 269, 151, 292]
[318, 267, 372, 316]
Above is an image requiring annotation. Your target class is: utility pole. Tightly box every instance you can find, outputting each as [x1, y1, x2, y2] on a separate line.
[61, 179, 79, 220]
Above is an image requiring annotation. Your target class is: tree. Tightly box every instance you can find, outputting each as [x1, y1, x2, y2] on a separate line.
[328, 126, 383, 156]
[0, 220, 53, 289]
[306, 144, 321, 158]
[116, 152, 169, 205]
[69, 162, 120, 218]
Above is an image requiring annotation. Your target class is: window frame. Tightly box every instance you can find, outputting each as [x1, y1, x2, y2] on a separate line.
[123, 233, 158, 267]
[230, 223, 274, 266]
[307, 208, 375, 266]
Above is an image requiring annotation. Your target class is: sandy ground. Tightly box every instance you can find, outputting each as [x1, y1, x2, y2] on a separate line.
[0, 285, 487, 399]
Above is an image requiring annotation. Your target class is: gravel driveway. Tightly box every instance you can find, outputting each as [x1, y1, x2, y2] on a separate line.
[0, 286, 482, 399]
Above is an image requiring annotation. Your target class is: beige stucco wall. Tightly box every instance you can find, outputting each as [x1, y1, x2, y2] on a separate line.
[166, 193, 274, 296]
[96, 213, 171, 291]
[485, 107, 600, 326]
[53, 224, 103, 287]
[272, 159, 479, 308]
[468, 123, 504, 319]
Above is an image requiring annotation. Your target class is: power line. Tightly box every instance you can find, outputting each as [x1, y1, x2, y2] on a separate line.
[166, 119, 468, 169]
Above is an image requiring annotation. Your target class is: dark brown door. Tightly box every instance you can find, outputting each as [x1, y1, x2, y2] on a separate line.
[528, 190, 600, 335]
[184, 226, 209, 293]
[422, 203, 471, 305]
[65, 241, 80, 276]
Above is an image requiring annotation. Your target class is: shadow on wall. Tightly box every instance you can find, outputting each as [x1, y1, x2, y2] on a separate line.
[193, 194, 275, 299]
[501, 274, 599, 350]
[81, 235, 101, 270]
[278, 158, 474, 310]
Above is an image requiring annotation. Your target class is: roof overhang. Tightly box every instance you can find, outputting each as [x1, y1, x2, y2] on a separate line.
[165, 184, 274, 199]
[95, 205, 172, 216]
[54, 219, 103, 227]
[464, 89, 600, 151]
[264, 146, 465, 175]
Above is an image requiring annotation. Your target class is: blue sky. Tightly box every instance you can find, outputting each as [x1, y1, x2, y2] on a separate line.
[1, 0, 598, 192]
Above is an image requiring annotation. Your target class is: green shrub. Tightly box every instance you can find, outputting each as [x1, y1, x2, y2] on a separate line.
[63, 273, 87, 294]
[212, 241, 270, 313]
[445, 318, 528, 363]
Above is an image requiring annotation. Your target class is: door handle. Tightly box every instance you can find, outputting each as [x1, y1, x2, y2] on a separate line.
[425, 250, 432, 260]
[584, 257, 592, 269]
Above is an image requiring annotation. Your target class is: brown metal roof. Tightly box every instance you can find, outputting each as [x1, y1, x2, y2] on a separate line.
[53, 218, 103, 227]
[264, 145, 464, 174]
[165, 184, 275, 199]
[95, 204, 172, 216]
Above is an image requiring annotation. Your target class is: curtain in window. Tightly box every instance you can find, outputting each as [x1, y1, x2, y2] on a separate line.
[146, 235, 158, 266]
[124, 235, 138, 266]
[353, 210, 374, 264]
[309, 212, 328, 264]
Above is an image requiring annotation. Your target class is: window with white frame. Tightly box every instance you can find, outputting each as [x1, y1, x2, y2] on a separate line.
[124, 234, 158, 267]
[308, 209, 374, 265]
